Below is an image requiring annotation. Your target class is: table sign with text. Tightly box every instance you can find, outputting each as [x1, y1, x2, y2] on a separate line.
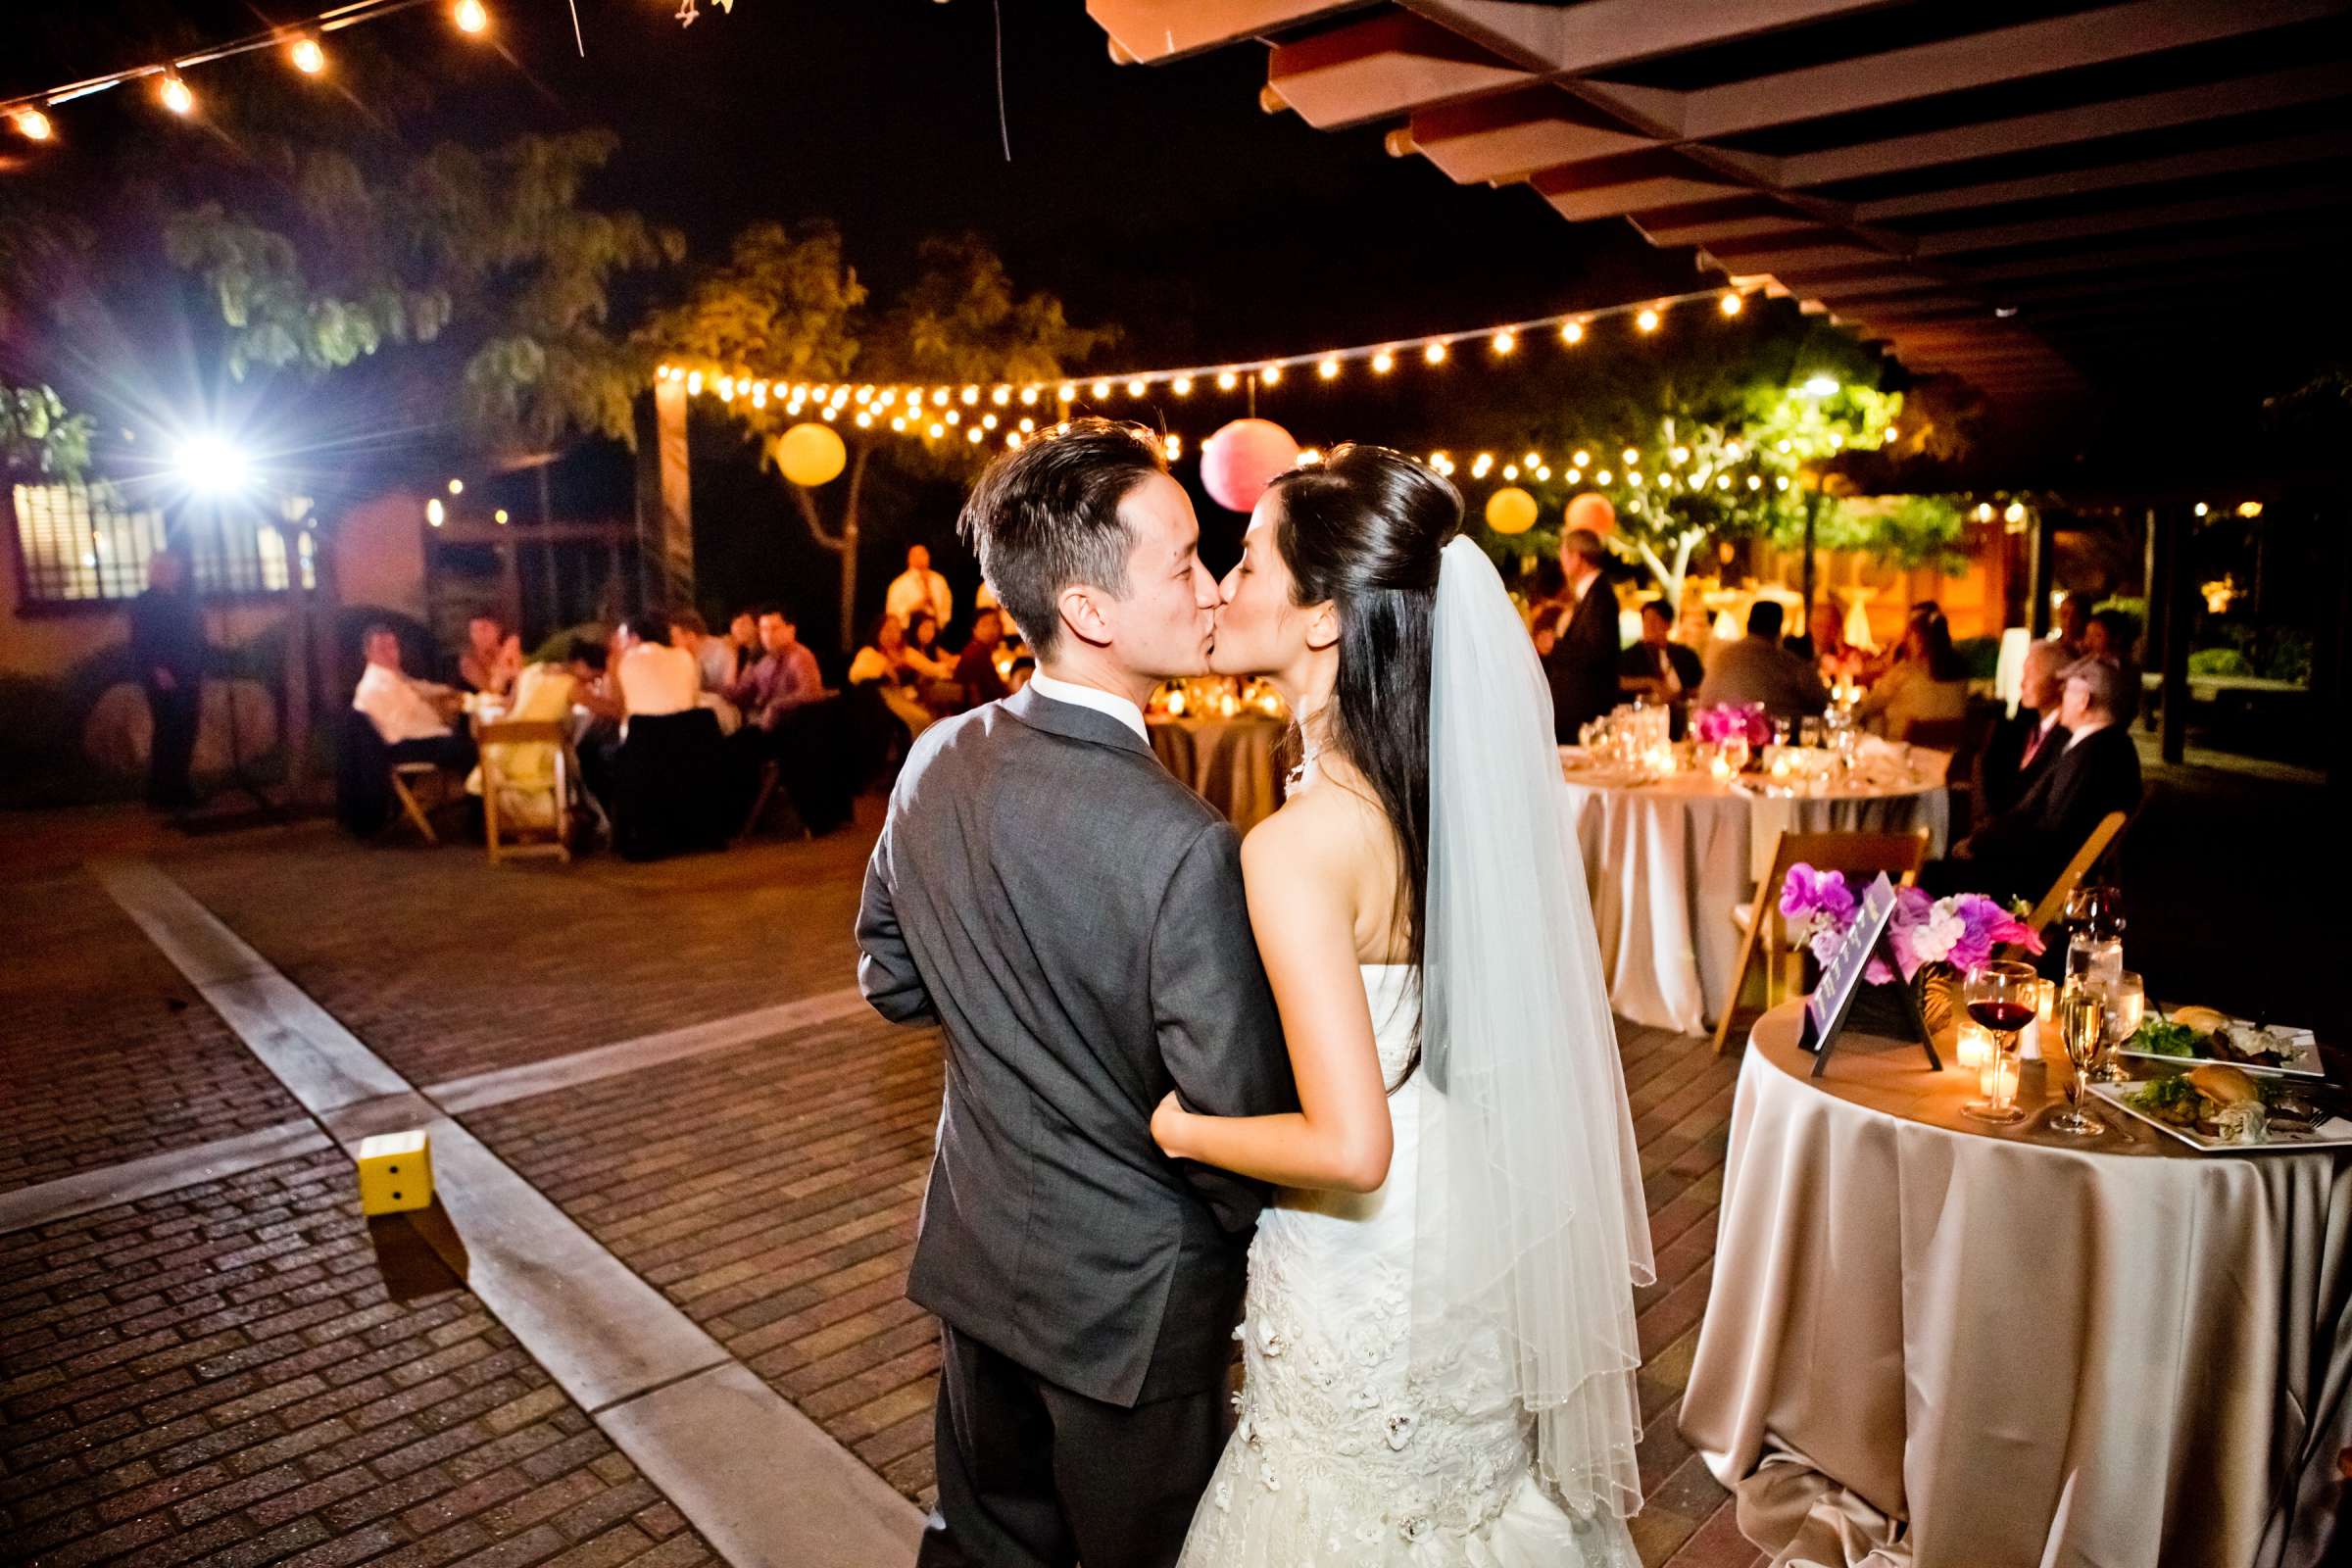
[1799, 873, 1943, 1077]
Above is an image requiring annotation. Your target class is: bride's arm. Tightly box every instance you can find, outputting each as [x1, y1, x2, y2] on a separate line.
[1151, 808, 1394, 1193]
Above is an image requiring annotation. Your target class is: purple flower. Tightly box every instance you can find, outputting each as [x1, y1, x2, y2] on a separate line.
[1779, 863, 1855, 924]
[1693, 702, 1769, 748]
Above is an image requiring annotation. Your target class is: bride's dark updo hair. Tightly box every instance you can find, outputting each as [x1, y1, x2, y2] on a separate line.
[1264, 445, 1461, 1065]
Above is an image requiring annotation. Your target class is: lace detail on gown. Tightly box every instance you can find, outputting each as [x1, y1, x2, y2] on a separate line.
[1177, 967, 1641, 1568]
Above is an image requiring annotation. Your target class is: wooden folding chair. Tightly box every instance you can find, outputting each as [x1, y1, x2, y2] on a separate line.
[1714, 827, 1931, 1054]
[2022, 809, 2130, 935]
[477, 720, 573, 865]
[387, 761, 450, 846]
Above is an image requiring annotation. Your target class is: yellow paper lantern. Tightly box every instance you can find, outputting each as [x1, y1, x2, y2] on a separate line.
[774, 422, 848, 487]
[1484, 485, 1539, 535]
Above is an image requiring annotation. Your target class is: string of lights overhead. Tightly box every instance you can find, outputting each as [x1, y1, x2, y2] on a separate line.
[653, 284, 1776, 452]
[2, 0, 496, 137]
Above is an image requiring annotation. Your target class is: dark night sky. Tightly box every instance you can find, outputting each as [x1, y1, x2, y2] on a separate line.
[7, 2, 1707, 638]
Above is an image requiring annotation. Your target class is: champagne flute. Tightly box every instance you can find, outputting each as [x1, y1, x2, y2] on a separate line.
[2051, 982, 2107, 1136]
[1962, 959, 2037, 1124]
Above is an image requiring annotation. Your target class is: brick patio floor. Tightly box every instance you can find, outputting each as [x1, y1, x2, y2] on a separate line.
[1, 804, 1759, 1567]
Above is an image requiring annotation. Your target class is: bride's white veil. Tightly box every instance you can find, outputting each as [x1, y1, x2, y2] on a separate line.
[1412, 534, 1654, 1519]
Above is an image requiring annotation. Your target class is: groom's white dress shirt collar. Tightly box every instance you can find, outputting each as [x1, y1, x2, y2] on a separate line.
[1028, 670, 1148, 741]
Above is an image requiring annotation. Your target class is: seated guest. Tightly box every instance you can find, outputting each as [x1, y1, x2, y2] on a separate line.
[724, 611, 760, 681]
[1980, 640, 2071, 816]
[849, 612, 935, 738]
[903, 610, 958, 682]
[2082, 608, 2142, 722]
[613, 612, 700, 722]
[1855, 609, 1970, 742]
[1005, 655, 1036, 693]
[1808, 601, 1868, 682]
[353, 624, 473, 770]
[664, 610, 742, 733]
[1945, 659, 2140, 904]
[1694, 601, 1828, 723]
[457, 613, 523, 697]
[2052, 591, 2092, 660]
[1619, 600, 1703, 701]
[955, 609, 1013, 709]
[466, 658, 578, 828]
[724, 605, 828, 729]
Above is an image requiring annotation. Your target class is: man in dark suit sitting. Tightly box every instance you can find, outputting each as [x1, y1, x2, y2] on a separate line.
[1978, 639, 2071, 817]
[1541, 527, 1622, 742]
[1943, 659, 2140, 903]
[1618, 599, 1705, 737]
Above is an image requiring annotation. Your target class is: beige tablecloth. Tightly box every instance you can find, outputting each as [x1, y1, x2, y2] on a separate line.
[1558, 769, 1947, 1034]
[1681, 1003, 2352, 1567]
[1150, 715, 1286, 834]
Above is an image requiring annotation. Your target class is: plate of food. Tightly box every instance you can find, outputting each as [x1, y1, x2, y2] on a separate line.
[2116, 1005, 2323, 1078]
[2092, 1064, 2352, 1152]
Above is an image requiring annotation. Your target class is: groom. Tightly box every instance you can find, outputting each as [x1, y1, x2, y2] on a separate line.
[857, 419, 1295, 1567]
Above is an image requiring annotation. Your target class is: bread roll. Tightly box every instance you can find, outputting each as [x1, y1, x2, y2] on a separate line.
[2186, 1063, 2260, 1106]
[2172, 1005, 2231, 1033]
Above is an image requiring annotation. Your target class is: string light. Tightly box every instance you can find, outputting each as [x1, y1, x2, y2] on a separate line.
[453, 1, 490, 35]
[493, 509, 509, 523]
[12, 109, 53, 141]
[1261, 365, 1283, 385]
[288, 34, 326, 75]
[1491, 330, 1515, 355]
[944, 409, 960, 425]
[1371, 351, 1395, 374]
[1621, 447, 1640, 465]
[1423, 341, 1447, 365]
[1216, 370, 1240, 391]
[1170, 376, 1192, 397]
[1571, 450, 1590, 467]
[1561, 320, 1585, 345]
[1501, 465, 1519, 480]
[1719, 291, 1742, 317]
[1091, 379, 1111, 399]
[1126, 378, 1147, 397]
[425, 498, 445, 526]
[981, 413, 998, 429]
[158, 70, 196, 116]
[1318, 356, 1341, 380]
[1021, 385, 1041, 405]
[966, 426, 984, 444]
[1636, 308, 1660, 333]
[960, 385, 980, 405]
[447, 478, 464, 495]
[1058, 383, 1076, 402]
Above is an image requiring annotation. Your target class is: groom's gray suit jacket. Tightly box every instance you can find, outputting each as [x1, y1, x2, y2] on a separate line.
[857, 683, 1293, 1408]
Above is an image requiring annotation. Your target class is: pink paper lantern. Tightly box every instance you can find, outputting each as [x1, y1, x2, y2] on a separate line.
[1200, 418, 1300, 513]
[1565, 491, 1617, 536]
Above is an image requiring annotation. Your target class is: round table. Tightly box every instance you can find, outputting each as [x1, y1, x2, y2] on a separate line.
[1558, 764, 1948, 1034]
[1149, 714, 1286, 834]
[1679, 1002, 2352, 1567]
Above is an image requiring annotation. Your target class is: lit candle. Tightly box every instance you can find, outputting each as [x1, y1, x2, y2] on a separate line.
[1978, 1051, 2017, 1105]
[1710, 755, 1734, 781]
[1955, 1021, 1991, 1070]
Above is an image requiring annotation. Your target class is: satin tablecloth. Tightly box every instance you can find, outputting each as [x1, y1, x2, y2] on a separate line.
[1150, 715, 1286, 834]
[1558, 766, 1947, 1034]
[1681, 1003, 2352, 1567]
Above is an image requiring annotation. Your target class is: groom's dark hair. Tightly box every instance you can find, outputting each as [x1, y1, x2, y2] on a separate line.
[958, 417, 1166, 661]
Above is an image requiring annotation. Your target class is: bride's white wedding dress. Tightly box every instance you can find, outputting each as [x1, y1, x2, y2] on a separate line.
[1176, 963, 1642, 1568]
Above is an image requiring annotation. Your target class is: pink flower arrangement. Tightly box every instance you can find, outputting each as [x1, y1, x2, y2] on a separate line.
[1692, 702, 1770, 749]
[1779, 865, 2043, 985]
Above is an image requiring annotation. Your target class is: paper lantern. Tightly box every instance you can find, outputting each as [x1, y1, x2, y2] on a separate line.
[1484, 486, 1538, 535]
[1200, 418, 1299, 513]
[1565, 491, 1617, 536]
[774, 422, 848, 488]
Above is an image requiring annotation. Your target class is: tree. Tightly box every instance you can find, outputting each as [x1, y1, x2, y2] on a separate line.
[643, 228, 1114, 645]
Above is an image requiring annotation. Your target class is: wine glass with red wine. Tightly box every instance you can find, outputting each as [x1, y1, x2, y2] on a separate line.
[1962, 959, 2038, 1124]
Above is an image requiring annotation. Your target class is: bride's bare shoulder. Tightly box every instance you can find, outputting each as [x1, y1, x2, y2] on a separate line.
[1240, 781, 1386, 883]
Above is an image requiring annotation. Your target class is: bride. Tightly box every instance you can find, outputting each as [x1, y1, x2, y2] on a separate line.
[1150, 445, 1654, 1566]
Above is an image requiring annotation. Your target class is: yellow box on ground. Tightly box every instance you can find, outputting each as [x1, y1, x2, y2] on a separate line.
[356, 1129, 434, 1215]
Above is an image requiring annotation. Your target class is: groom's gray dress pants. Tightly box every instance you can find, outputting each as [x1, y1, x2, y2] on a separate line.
[918, 1322, 1226, 1568]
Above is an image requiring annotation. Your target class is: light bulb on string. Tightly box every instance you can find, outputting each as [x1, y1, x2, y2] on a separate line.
[1216, 370, 1239, 391]
[288, 33, 327, 74]
[1621, 447, 1639, 466]
[1501, 465, 1519, 480]
[961, 385, 980, 405]
[1170, 376, 1192, 397]
[1370, 351, 1395, 374]
[1524, 451, 1542, 468]
[1491, 330, 1515, 355]
[1423, 341, 1447, 365]
[966, 427, 984, 445]
[1564, 468, 1581, 484]
[927, 422, 945, 439]
[982, 414, 998, 430]
[158, 70, 195, 116]
[1719, 291, 1742, 317]
[1017, 417, 1034, 432]
[1006, 431, 1023, 450]
[891, 416, 907, 432]
[1636, 308, 1660, 333]
[453, 0, 490, 36]
[1318, 356, 1341, 380]
[1261, 365, 1282, 385]
[11, 108, 52, 142]
[990, 385, 1008, 406]
[1127, 378, 1147, 397]
[1021, 386, 1040, 405]
[1057, 383, 1076, 402]
[1571, 449, 1590, 467]
[1091, 379, 1110, 399]
[944, 410, 960, 425]
[1560, 320, 1586, 345]
[1595, 469, 1612, 485]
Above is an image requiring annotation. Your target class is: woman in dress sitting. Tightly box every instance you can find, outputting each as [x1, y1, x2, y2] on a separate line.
[848, 613, 937, 738]
[1855, 607, 1970, 742]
